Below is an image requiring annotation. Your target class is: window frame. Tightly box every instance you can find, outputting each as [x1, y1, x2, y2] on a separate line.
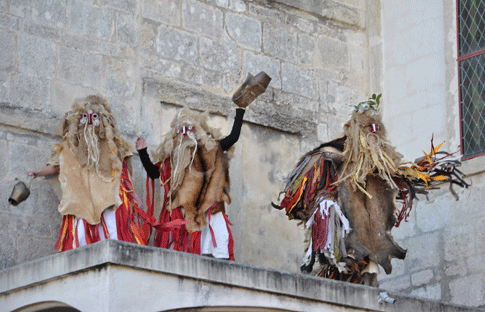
[457, 0, 485, 160]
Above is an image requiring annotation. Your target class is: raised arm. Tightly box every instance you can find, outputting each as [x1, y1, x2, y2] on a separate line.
[219, 108, 245, 151]
[136, 138, 160, 180]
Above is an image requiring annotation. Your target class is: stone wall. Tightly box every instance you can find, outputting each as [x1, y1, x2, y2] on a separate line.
[378, 0, 485, 308]
[0, 0, 371, 274]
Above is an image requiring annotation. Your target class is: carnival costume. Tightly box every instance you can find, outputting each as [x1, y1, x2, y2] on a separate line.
[45, 95, 149, 251]
[138, 72, 271, 259]
[275, 95, 469, 285]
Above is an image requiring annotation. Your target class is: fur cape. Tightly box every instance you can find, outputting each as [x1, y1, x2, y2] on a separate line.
[157, 107, 233, 231]
[277, 109, 406, 284]
[49, 95, 133, 224]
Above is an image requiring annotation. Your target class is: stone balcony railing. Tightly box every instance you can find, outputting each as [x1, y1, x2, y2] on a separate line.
[0, 240, 479, 312]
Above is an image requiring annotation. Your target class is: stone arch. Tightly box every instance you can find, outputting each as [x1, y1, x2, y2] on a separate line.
[12, 301, 80, 312]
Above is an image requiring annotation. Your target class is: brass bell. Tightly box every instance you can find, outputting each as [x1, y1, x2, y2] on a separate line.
[8, 178, 32, 206]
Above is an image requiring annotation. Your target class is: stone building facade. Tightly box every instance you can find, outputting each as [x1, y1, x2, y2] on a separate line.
[0, 0, 483, 309]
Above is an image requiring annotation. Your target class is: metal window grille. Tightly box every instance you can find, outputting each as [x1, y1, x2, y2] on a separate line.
[458, 0, 485, 159]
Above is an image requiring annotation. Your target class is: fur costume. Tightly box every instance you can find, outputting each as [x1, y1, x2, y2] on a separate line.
[156, 107, 232, 231]
[276, 98, 468, 286]
[47, 95, 149, 251]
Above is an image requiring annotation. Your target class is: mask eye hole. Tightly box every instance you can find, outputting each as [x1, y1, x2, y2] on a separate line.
[92, 113, 98, 120]
[83, 113, 88, 118]
[188, 126, 193, 131]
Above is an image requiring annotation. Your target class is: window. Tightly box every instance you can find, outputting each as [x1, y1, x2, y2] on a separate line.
[458, 0, 485, 159]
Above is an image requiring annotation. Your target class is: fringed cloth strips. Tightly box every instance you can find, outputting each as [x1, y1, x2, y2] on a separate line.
[55, 160, 151, 251]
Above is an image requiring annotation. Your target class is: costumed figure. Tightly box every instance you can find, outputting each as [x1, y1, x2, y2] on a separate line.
[274, 94, 469, 286]
[29, 95, 150, 251]
[137, 72, 271, 259]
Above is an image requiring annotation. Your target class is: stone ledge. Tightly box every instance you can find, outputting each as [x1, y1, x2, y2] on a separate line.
[144, 78, 318, 141]
[0, 240, 478, 312]
[0, 103, 60, 136]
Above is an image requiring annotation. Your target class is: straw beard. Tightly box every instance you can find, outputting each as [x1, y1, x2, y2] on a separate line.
[82, 123, 101, 172]
[171, 132, 198, 193]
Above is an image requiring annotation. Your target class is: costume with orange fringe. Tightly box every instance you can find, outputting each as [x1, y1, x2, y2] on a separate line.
[45, 95, 152, 251]
[274, 95, 469, 286]
[138, 108, 243, 260]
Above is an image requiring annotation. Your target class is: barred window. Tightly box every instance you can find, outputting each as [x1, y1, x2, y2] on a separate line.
[458, 0, 485, 159]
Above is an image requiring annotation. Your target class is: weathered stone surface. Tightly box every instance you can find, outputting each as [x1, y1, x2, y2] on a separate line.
[51, 80, 99, 116]
[410, 283, 442, 301]
[17, 236, 57, 264]
[70, 1, 114, 40]
[105, 57, 136, 98]
[318, 35, 349, 69]
[0, 104, 60, 134]
[142, 0, 180, 25]
[412, 269, 434, 287]
[326, 81, 365, 115]
[286, 14, 316, 34]
[379, 275, 411, 291]
[32, 0, 68, 28]
[416, 198, 453, 232]
[281, 63, 317, 100]
[275, 0, 362, 28]
[8, 140, 52, 178]
[229, 0, 246, 12]
[0, 139, 6, 177]
[141, 53, 182, 80]
[18, 34, 56, 79]
[58, 46, 103, 87]
[445, 261, 467, 277]
[99, 0, 137, 14]
[183, 0, 223, 39]
[182, 65, 222, 88]
[405, 232, 440, 272]
[215, 0, 229, 9]
[298, 33, 315, 65]
[23, 21, 61, 41]
[0, 1, 7, 12]
[200, 37, 241, 76]
[156, 25, 198, 65]
[449, 274, 485, 307]
[0, 216, 16, 269]
[10, 0, 29, 18]
[263, 23, 297, 63]
[245, 52, 281, 89]
[316, 123, 328, 142]
[226, 12, 261, 51]
[117, 11, 137, 46]
[139, 20, 156, 51]
[0, 31, 15, 70]
[0, 13, 19, 31]
[10, 74, 50, 111]
[466, 254, 485, 274]
[274, 89, 318, 113]
[0, 72, 7, 103]
[444, 225, 475, 262]
[249, 3, 285, 21]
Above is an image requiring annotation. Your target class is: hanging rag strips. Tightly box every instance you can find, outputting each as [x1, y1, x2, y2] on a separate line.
[275, 95, 469, 286]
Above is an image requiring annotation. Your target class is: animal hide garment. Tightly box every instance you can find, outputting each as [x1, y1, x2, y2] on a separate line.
[167, 144, 231, 231]
[157, 107, 232, 232]
[56, 140, 122, 225]
[338, 175, 406, 274]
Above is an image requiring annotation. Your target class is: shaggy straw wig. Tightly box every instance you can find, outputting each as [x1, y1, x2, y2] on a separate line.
[338, 110, 403, 197]
[156, 107, 225, 192]
[54, 95, 132, 180]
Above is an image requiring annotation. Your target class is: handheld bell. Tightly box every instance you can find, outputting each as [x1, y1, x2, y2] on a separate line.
[8, 178, 32, 206]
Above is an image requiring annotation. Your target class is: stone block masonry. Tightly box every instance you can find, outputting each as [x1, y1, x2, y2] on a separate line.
[0, 0, 373, 295]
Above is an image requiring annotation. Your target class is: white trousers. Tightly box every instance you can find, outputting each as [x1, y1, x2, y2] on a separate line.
[76, 208, 118, 247]
[200, 211, 230, 259]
